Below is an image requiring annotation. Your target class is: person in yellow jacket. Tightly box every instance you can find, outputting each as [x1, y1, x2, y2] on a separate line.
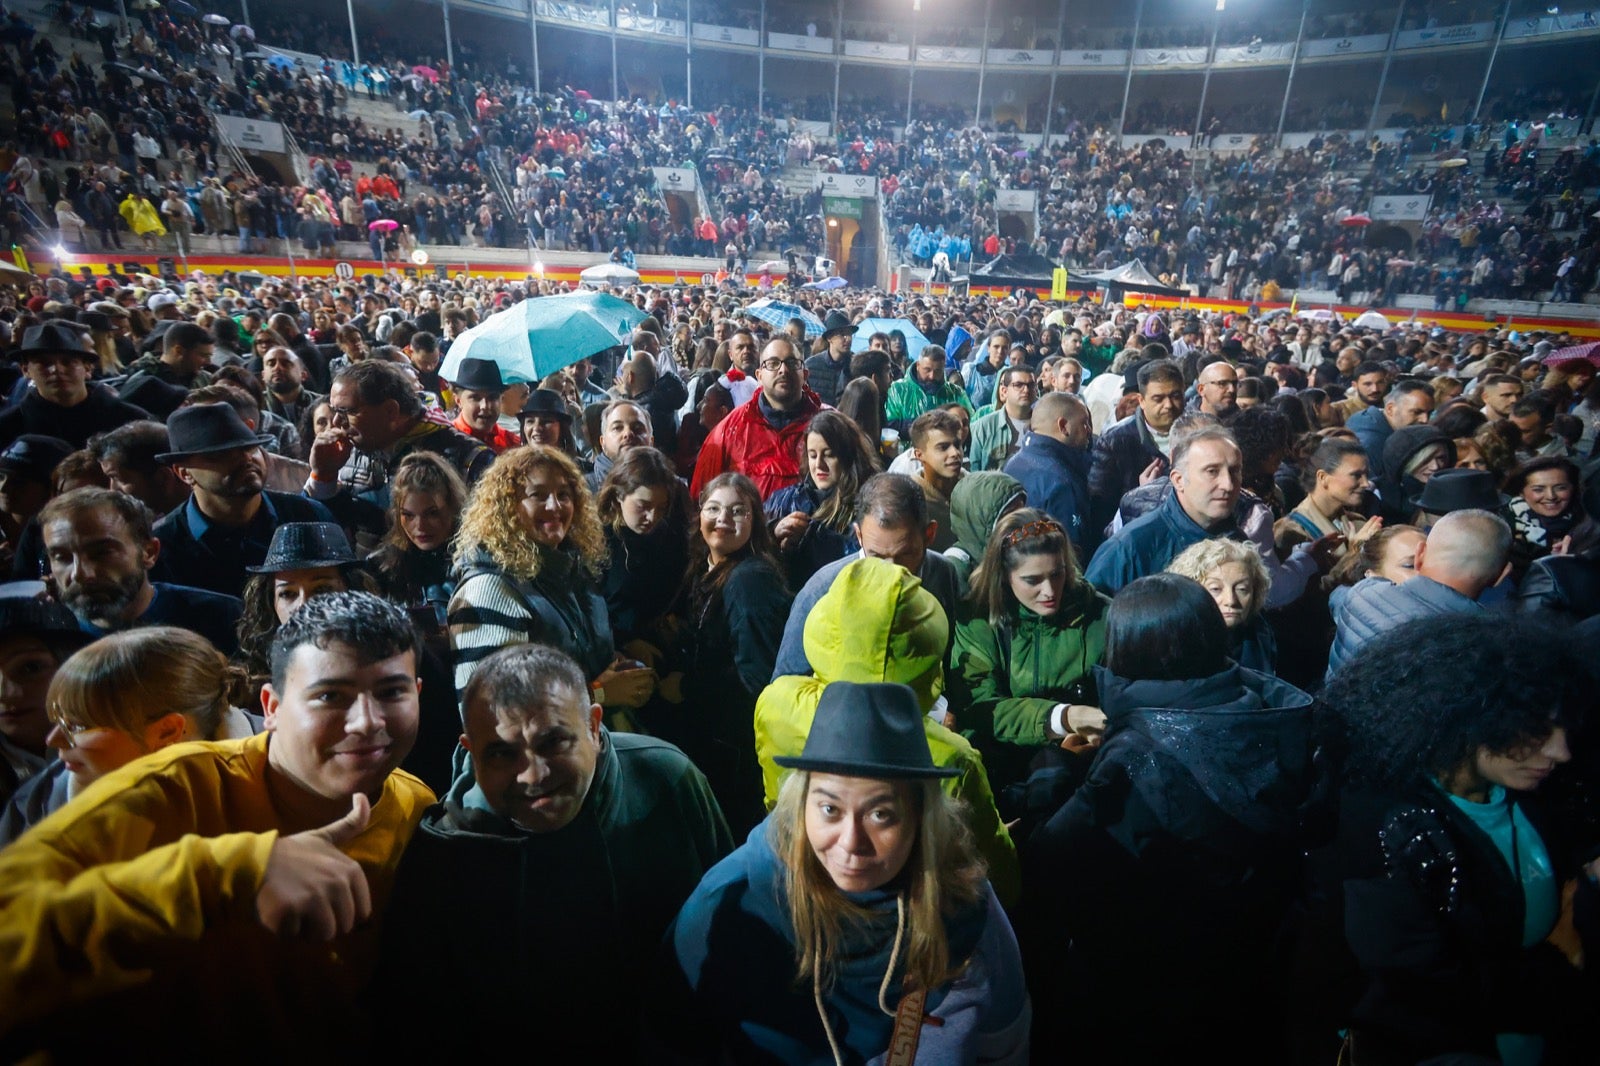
[752, 557, 1020, 906]
[117, 190, 167, 250]
[0, 593, 434, 1060]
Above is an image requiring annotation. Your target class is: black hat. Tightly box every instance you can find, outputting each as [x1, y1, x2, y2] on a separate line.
[18, 321, 95, 362]
[774, 681, 959, 781]
[1219, 338, 1246, 360]
[246, 522, 359, 573]
[517, 388, 573, 422]
[821, 309, 857, 340]
[121, 375, 190, 423]
[451, 357, 507, 394]
[155, 404, 276, 462]
[0, 588, 93, 656]
[1411, 468, 1509, 514]
[0, 435, 73, 481]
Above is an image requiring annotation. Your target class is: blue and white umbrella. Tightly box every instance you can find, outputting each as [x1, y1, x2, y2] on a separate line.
[849, 319, 933, 360]
[741, 298, 824, 338]
[439, 291, 646, 384]
[803, 276, 848, 291]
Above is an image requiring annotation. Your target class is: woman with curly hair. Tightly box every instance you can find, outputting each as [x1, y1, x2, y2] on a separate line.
[1319, 613, 1596, 1066]
[1166, 537, 1276, 674]
[448, 445, 654, 719]
[764, 410, 879, 589]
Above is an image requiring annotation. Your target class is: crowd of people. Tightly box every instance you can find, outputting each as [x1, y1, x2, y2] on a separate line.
[1, 251, 1599, 1060]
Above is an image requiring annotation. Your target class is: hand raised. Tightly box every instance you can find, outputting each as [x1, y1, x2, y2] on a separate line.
[257, 794, 374, 941]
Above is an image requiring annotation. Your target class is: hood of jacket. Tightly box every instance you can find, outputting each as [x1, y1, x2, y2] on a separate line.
[1092, 663, 1317, 839]
[949, 471, 1026, 563]
[803, 556, 947, 707]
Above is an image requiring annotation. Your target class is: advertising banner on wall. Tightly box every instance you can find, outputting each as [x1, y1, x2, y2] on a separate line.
[216, 115, 285, 154]
[1133, 46, 1210, 65]
[842, 40, 909, 60]
[1214, 41, 1296, 63]
[916, 45, 981, 63]
[1504, 9, 1600, 38]
[1369, 195, 1432, 221]
[535, 1, 608, 27]
[1059, 49, 1128, 67]
[652, 167, 698, 195]
[767, 31, 833, 54]
[1395, 22, 1494, 48]
[1301, 34, 1389, 57]
[994, 189, 1038, 213]
[987, 48, 1053, 65]
[822, 196, 863, 220]
[692, 24, 760, 46]
[821, 173, 879, 198]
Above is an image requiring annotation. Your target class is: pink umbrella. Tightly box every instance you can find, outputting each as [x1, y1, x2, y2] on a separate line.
[369, 219, 400, 231]
[412, 65, 440, 82]
[1340, 214, 1373, 227]
[1541, 340, 1600, 367]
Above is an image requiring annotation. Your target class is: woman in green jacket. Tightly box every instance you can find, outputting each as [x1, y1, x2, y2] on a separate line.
[949, 509, 1110, 792]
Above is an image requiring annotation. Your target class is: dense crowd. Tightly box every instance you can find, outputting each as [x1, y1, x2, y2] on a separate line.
[0, 253, 1599, 1060]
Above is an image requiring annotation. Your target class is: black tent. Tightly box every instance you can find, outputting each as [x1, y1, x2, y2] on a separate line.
[969, 252, 1060, 289]
[1067, 260, 1189, 302]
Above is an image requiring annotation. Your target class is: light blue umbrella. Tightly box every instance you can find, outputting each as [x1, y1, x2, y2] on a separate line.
[439, 291, 647, 384]
[803, 276, 848, 290]
[849, 318, 933, 360]
[741, 298, 824, 338]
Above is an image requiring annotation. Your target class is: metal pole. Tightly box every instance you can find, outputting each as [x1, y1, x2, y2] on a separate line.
[239, 0, 250, 29]
[610, 0, 619, 102]
[831, 0, 842, 134]
[1116, 0, 1143, 143]
[116, 0, 129, 38]
[1274, 0, 1310, 146]
[757, 0, 765, 117]
[1192, 13, 1221, 150]
[974, 0, 992, 127]
[1585, 75, 1600, 137]
[1366, 1, 1409, 133]
[686, 0, 693, 109]
[1041, 0, 1067, 143]
[1470, 0, 1513, 124]
[906, 8, 917, 130]
[346, 0, 360, 67]
[443, 0, 455, 72]
[530, 0, 541, 96]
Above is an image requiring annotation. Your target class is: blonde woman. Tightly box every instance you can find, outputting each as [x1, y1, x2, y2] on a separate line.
[447, 445, 654, 716]
[655, 681, 1030, 1065]
[0, 627, 257, 846]
[1166, 537, 1276, 674]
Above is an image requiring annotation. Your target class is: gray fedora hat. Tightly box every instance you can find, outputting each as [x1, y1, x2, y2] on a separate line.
[774, 681, 958, 780]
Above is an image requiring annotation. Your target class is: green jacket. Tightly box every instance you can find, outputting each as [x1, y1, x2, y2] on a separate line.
[752, 557, 1019, 906]
[968, 408, 1023, 472]
[942, 471, 1027, 586]
[950, 581, 1110, 765]
[884, 368, 973, 427]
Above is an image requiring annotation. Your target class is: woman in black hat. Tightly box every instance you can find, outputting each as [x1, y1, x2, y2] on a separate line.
[652, 681, 1028, 1065]
[517, 387, 587, 468]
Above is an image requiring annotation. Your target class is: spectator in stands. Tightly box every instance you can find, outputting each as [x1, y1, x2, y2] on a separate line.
[1005, 391, 1095, 554]
[691, 337, 821, 501]
[803, 311, 856, 407]
[0, 324, 150, 450]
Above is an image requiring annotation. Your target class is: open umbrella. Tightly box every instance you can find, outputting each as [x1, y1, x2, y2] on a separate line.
[1353, 310, 1391, 330]
[412, 65, 440, 82]
[368, 219, 400, 231]
[1437, 157, 1469, 168]
[438, 291, 647, 384]
[0, 261, 37, 284]
[203, 12, 230, 24]
[1541, 340, 1600, 368]
[105, 61, 171, 85]
[169, 0, 198, 14]
[578, 263, 639, 287]
[1340, 214, 1373, 227]
[406, 109, 431, 121]
[1298, 309, 1340, 322]
[849, 318, 933, 359]
[131, 0, 161, 9]
[1385, 258, 1416, 268]
[755, 260, 786, 273]
[266, 54, 296, 71]
[742, 298, 823, 337]
[803, 276, 848, 291]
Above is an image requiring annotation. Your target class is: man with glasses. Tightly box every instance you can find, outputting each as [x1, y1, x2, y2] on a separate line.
[690, 337, 822, 500]
[969, 365, 1036, 471]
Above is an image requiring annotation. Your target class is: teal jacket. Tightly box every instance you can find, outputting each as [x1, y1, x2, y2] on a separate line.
[884, 368, 974, 427]
[969, 408, 1023, 472]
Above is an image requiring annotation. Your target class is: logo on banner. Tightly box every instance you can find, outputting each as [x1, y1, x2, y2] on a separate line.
[1335, 38, 1353, 50]
[1006, 51, 1034, 62]
[665, 172, 684, 186]
[1078, 52, 1105, 63]
[335, 261, 354, 280]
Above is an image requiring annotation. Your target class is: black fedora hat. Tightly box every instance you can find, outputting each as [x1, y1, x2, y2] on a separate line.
[452, 357, 507, 394]
[774, 681, 959, 781]
[18, 321, 95, 362]
[0, 588, 94, 656]
[517, 388, 573, 422]
[121, 375, 190, 423]
[246, 522, 359, 573]
[155, 404, 276, 462]
[1411, 468, 1509, 514]
[820, 309, 857, 339]
[0, 435, 74, 481]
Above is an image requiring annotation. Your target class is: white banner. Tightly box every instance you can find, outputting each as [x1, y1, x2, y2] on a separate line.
[1280, 130, 1359, 148]
[1301, 34, 1390, 57]
[1119, 134, 1173, 148]
[1059, 49, 1128, 67]
[1214, 41, 1296, 64]
[1395, 22, 1494, 48]
[1133, 46, 1209, 66]
[462, 0, 524, 11]
[616, 11, 684, 36]
[1369, 194, 1432, 222]
[994, 189, 1037, 213]
[820, 173, 878, 198]
[1504, 10, 1600, 38]
[842, 39, 909, 60]
[535, 1, 609, 27]
[216, 114, 285, 154]
[1209, 132, 1266, 152]
[767, 31, 834, 54]
[692, 24, 759, 46]
[916, 45, 980, 64]
[793, 119, 832, 137]
[987, 47, 1053, 66]
[652, 167, 698, 195]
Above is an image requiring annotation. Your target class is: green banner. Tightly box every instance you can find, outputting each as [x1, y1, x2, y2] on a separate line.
[822, 196, 863, 220]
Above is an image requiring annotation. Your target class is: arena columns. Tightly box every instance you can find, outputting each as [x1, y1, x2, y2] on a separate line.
[1116, 0, 1144, 142]
[1274, 0, 1311, 147]
[346, 0, 361, 67]
[443, 0, 455, 72]
[1191, 7, 1222, 150]
[1365, 2, 1409, 133]
[609, 0, 619, 102]
[974, 0, 993, 127]
[1470, 0, 1514, 125]
[1041, 0, 1068, 144]
[529, 0, 541, 95]
[830, 0, 843, 132]
[756, 0, 765, 116]
[906, 3, 917, 129]
[686, 0, 694, 108]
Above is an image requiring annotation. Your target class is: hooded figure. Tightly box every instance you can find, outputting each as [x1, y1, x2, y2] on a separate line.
[943, 471, 1027, 583]
[1378, 425, 1456, 525]
[753, 558, 1019, 905]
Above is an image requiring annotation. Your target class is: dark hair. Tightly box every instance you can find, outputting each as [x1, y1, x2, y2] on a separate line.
[595, 446, 689, 534]
[836, 377, 883, 443]
[1429, 402, 1486, 440]
[850, 349, 891, 382]
[268, 591, 419, 690]
[1137, 359, 1184, 393]
[910, 408, 963, 450]
[163, 321, 211, 353]
[410, 330, 438, 354]
[1385, 379, 1433, 406]
[1354, 361, 1386, 379]
[89, 420, 169, 474]
[688, 472, 785, 616]
[186, 383, 260, 425]
[1229, 406, 1290, 471]
[798, 410, 880, 531]
[1323, 613, 1586, 789]
[1502, 455, 1582, 507]
[1103, 574, 1230, 681]
[1297, 387, 1329, 429]
[39, 486, 154, 544]
[1269, 393, 1311, 437]
[462, 642, 588, 720]
[1511, 390, 1557, 425]
[854, 472, 928, 530]
[336, 360, 424, 418]
[1302, 437, 1370, 493]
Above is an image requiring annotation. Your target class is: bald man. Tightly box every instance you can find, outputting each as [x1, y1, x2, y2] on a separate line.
[1002, 391, 1094, 552]
[622, 350, 687, 455]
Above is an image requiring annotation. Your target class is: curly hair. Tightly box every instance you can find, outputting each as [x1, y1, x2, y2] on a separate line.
[1165, 538, 1271, 626]
[1322, 613, 1587, 790]
[453, 445, 607, 580]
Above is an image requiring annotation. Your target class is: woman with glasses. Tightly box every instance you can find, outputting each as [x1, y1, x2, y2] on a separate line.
[0, 627, 258, 847]
[659, 472, 792, 834]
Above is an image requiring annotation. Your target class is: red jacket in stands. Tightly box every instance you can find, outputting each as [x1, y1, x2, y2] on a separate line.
[690, 392, 821, 500]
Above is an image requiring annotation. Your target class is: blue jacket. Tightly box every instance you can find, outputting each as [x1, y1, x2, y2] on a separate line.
[653, 820, 1030, 1065]
[1085, 488, 1240, 594]
[1003, 432, 1092, 554]
[1326, 575, 1484, 680]
[1345, 405, 1394, 478]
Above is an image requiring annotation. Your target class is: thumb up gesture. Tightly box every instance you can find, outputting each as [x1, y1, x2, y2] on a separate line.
[257, 794, 374, 941]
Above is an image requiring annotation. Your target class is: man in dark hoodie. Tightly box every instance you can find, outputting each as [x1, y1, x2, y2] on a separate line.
[0, 323, 150, 450]
[375, 643, 731, 1058]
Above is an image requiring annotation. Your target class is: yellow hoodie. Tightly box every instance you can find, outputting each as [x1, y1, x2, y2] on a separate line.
[753, 557, 1019, 905]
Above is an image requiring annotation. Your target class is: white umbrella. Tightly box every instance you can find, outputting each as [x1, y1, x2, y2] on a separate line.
[1353, 310, 1391, 330]
[203, 13, 230, 24]
[578, 263, 640, 287]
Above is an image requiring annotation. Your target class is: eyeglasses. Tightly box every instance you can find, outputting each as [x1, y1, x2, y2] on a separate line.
[327, 403, 364, 418]
[701, 503, 751, 521]
[48, 706, 104, 741]
[759, 357, 802, 373]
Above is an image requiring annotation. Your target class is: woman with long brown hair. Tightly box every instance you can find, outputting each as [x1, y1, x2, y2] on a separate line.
[765, 410, 880, 589]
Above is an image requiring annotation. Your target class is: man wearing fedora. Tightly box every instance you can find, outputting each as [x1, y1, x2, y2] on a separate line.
[0, 435, 75, 580]
[0, 323, 151, 450]
[803, 310, 857, 407]
[150, 404, 337, 598]
[450, 358, 519, 454]
[40, 487, 243, 654]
